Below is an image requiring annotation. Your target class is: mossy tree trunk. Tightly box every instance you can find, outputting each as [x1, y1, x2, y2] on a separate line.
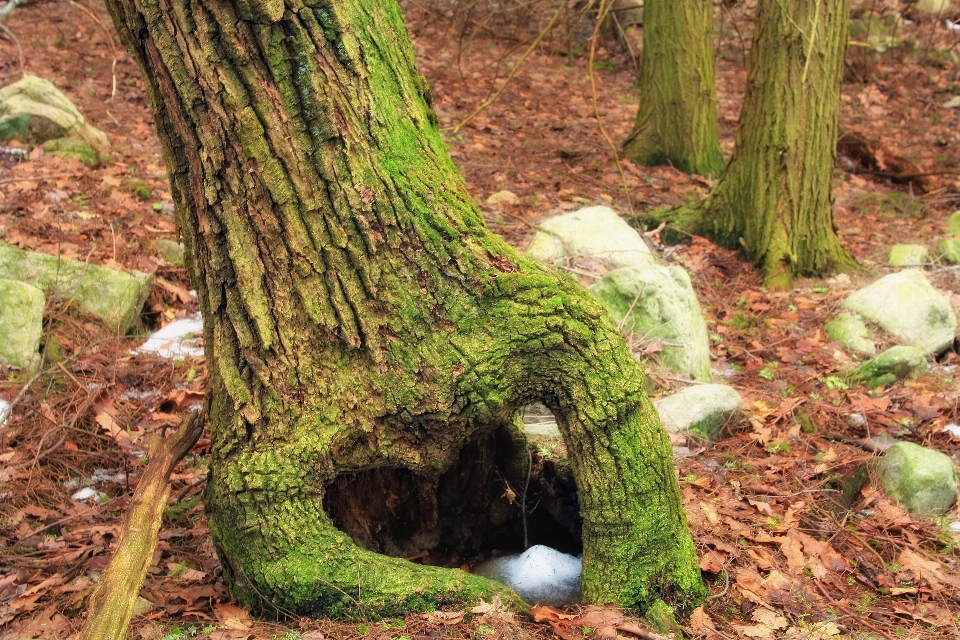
[686, 0, 856, 287]
[103, 0, 705, 618]
[622, 0, 723, 176]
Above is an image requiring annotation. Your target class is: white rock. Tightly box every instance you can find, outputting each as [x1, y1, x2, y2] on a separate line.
[655, 384, 743, 441]
[944, 424, 960, 438]
[526, 206, 655, 270]
[473, 545, 581, 606]
[136, 314, 204, 359]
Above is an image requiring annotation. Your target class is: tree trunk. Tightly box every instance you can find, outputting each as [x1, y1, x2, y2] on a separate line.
[622, 0, 724, 176]
[103, 0, 705, 618]
[692, 0, 856, 287]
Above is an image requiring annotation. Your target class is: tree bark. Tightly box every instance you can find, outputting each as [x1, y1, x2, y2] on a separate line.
[622, 0, 724, 176]
[103, 0, 705, 618]
[689, 0, 856, 287]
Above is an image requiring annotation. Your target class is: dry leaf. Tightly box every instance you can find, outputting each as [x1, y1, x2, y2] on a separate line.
[421, 611, 465, 625]
[689, 606, 715, 631]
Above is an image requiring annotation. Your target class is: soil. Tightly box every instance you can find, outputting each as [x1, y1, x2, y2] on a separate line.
[2, 0, 960, 639]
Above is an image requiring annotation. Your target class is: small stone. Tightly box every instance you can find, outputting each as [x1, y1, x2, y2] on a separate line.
[42, 189, 69, 205]
[848, 413, 867, 428]
[0, 279, 45, 373]
[655, 384, 743, 442]
[948, 210, 960, 237]
[526, 206, 655, 270]
[825, 312, 876, 356]
[0, 242, 152, 333]
[888, 244, 929, 267]
[878, 441, 958, 515]
[154, 238, 185, 266]
[485, 190, 518, 206]
[851, 345, 927, 389]
[590, 265, 711, 380]
[131, 596, 155, 617]
[125, 178, 152, 201]
[939, 239, 960, 265]
[842, 270, 957, 354]
[0, 76, 108, 147]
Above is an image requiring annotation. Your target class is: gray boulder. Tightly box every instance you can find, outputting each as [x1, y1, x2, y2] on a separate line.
[0, 242, 152, 332]
[655, 384, 743, 441]
[914, 0, 952, 14]
[888, 244, 929, 267]
[850, 345, 927, 389]
[878, 442, 957, 515]
[825, 312, 876, 356]
[0, 76, 108, 147]
[526, 206, 655, 270]
[154, 239, 185, 266]
[841, 270, 956, 354]
[589, 265, 711, 380]
[0, 279, 45, 372]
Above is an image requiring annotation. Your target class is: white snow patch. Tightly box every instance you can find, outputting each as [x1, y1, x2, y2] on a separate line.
[951, 521, 960, 534]
[136, 314, 204, 359]
[473, 545, 581, 606]
[848, 413, 867, 428]
[0, 400, 9, 428]
[71, 487, 105, 501]
[944, 424, 960, 438]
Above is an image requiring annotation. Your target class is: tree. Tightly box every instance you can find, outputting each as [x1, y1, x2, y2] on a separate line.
[622, 0, 724, 176]
[666, 0, 856, 287]
[103, 0, 704, 619]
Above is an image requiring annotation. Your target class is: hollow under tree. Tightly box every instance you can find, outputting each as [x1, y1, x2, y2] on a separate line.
[621, 0, 724, 176]
[103, 0, 705, 618]
[660, 0, 856, 287]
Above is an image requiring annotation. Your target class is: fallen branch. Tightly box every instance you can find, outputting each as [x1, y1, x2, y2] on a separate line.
[78, 410, 204, 640]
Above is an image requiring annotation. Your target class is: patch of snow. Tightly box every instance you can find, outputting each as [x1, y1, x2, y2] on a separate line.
[65, 468, 128, 490]
[71, 487, 105, 501]
[944, 424, 960, 438]
[136, 314, 204, 359]
[848, 413, 867, 428]
[951, 521, 960, 533]
[472, 545, 581, 606]
[947, 18, 960, 30]
[0, 400, 9, 428]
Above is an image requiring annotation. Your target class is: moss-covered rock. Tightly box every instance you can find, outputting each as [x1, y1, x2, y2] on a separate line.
[589, 265, 711, 380]
[948, 210, 960, 237]
[526, 206, 656, 270]
[43, 137, 104, 168]
[914, 0, 952, 14]
[654, 384, 742, 441]
[850, 345, 927, 389]
[0, 76, 108, 147]
[825, 312, 876, 356]
[878, 442, 957, 515]
[841, 270, 956, 354]
[154, 238, 185, 266]
[939, 239, 960, 265]
[125, 178, 152, 201]
[888, 244, 929, 267]
[0, 279, 45, 373]
[0, 242, 151, 332]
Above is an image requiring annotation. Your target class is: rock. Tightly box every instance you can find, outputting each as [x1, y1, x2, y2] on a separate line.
[948, 210, 960, 237]
[589, 265, 711, 380]
[0, 279, 45, 372]
[914, 0, 952, 14]
[939, 239, 960, 264]
[0, 76, 108, 147]
[485, 190, 518, 206]
[888, 244, 929, 267]
[526, 206, 656, 270]
[850, 345, 927, 389]
[878, 442, 957, 515]
[42, 137, 105, 168]
[0, 242, 152, 332]
[825, 312, 876, 356]
[654, 384, 743, 441]
[154, 238, 185, 266]
[841, 270, 957, 355]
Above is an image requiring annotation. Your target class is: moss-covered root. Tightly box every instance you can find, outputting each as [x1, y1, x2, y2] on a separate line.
[206, 482, 519, 619]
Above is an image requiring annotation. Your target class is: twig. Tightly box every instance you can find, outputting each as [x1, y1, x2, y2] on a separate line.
[522, 448, 532, 550]
[616, 623, 670, 640]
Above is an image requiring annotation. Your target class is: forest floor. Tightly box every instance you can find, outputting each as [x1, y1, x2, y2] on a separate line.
[2, 0, 960, 639]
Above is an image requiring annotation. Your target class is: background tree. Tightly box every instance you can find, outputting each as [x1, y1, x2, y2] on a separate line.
[103, 0, 705, 618]
[668, 0, 856, 286]
[622, 0, 724, 176]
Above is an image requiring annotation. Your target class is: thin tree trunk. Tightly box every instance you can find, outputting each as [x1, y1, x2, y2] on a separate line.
[104, 0, 704, 617]
[622, 0, 724, 176]
[694, 0, 856, 286]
